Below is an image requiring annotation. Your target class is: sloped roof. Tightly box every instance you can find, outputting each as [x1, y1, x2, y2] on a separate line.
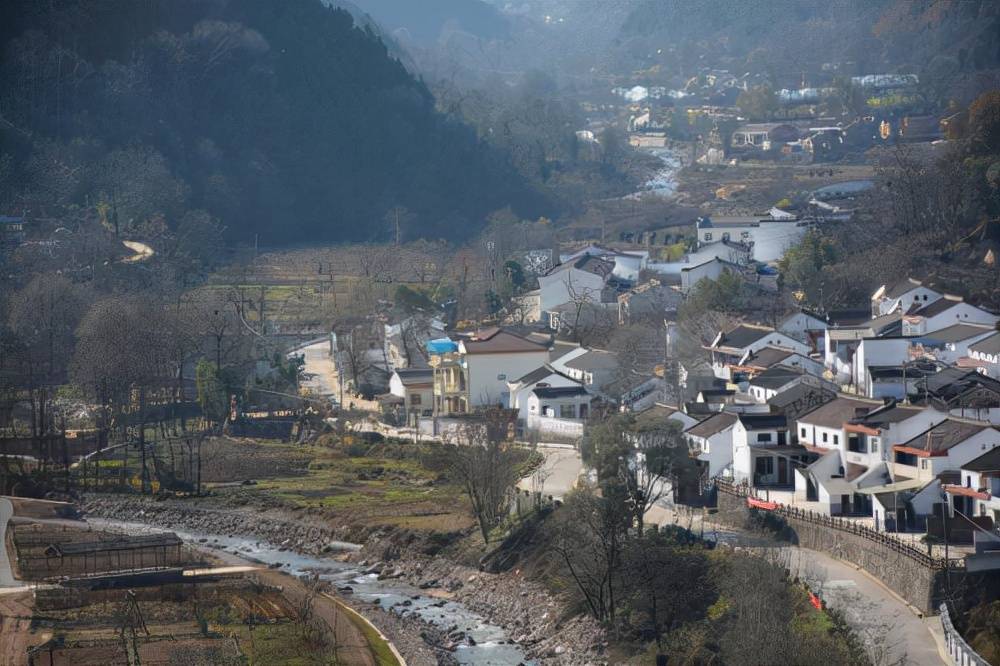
[909, 295, 964, 318]
[798, 396, 881, 429]
[714, 324, 775, 351]
[745, 346, 796, 368]
[461, 328, 549, 355]
[564, 349, 618, 371]
[767, 384, 836, 410]
[738, 413, 787, 430]
[919, 323, 994, 343]
[533, 386, 590, 399]
[394, 368, 433, 386]
[748, 364, 804, 390]
[970, 332, 1000, 356]
[545, 254, 614, 279]
[685, 411, 738, 438]
[883, 277, 925, 300]
[849, 402, 923, 427]
[963, 445, 1000, 472]
[898, 419, 994, 456]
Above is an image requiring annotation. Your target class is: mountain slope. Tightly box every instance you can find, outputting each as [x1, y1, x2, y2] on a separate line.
[0, 0, 550, 244]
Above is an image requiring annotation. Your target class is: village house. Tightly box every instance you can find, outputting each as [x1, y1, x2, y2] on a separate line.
[680, 257, 743, 293]
[537, 254, 615, 317]
[776, 308, 829, 351]
[911, 323, 996, 366]
[559, 244, 649, 282]
[694, 214, 809, 263]
[731, 413, 809, 492]
[766, 383, 837, 421]
[745, 364, 830, 403]
[870, 277, 943, 317]
[427, 328, 550, 416]
[506, 365, 589, 435]
[729, 122, 801, 152]
[892, 418, 1000, 483]
[684, 411, 738, 480]
[617, 279, 682, 325]
[549, 347, 619, 394]
[901, 295, 999, 336]
[967, 332, 1000, 379]
[824, 312, 901, 385]
[950, 446, 1000, 525]
[706, 324, 811, 381]
[525, 386, 593, 438]
[388, 368, 434, 425]
[736, 345, 826, 379]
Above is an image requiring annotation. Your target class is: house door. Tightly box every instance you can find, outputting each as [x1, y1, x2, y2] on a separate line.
[777, 457, 789, 485]
[579, 404, 589, 420]
[777, 431, 787, 446]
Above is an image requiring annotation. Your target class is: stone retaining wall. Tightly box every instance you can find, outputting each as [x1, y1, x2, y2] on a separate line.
[716, 490, 948, 614]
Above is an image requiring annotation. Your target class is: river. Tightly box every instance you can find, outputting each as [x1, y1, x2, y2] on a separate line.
[89, 518, 534, 665]
[625, 146, 684, 199]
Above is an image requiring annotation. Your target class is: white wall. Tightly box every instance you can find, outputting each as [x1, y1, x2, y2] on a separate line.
[509, 372, 580, 422]
[854, 337, 910, 394]
[876, 286, 941, 316]
[466, 351, 550, 407]
[688, 427, 735, 478]
[681, 259, 729, 292]
[538, 268, 605, 312]
[698, 221, 807, 263]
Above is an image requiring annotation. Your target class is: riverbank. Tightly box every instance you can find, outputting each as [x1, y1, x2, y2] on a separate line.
[82, 493, 606, 665]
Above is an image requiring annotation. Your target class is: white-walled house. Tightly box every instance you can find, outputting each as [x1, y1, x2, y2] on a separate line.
[731, 413, 805, 490]
[911, 323, 996, 365]
[537, 255, 614, 312]
[777, 309, 828, 350]
[746, 365, 833, 403]
[695, 215, 808, 262]
[680, 257, 742, 293]
[526, 386, 593, 437]
[738, 346, 826, 379]
[550, 347, 619, 394]
[852, 337, 911, 396]
[871, 278, 942, 317]
[428, 328, 550, 415]
[389, 368, 434, 422]
[968, 332, 1000, 379]
[707, 325, 811, 380]
[901, 296, 999, 336]
[949, 447, 1000, 523]
[507, 365, 584, 425]
[560, 244, 649, 282]
[684, 411, 738, 479]
[891, 418, 1000, 484]
[823, 312, 901, 385]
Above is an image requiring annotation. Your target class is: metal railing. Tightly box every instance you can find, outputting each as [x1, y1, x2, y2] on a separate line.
[940, 603, 991, 666]
[716, 478, 965, 570]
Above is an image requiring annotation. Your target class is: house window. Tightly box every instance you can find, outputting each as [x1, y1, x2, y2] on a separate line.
[704, 233, 713, 241]
[822, 432, 828, 443]
[800, 427, 807, 438]
[921, 459, 928, 470]
[755, 457, 774, 475]
[559, 404, 576, 419]
[757, 433, 772, 443]
[410, 394, 422, 405]
[833, 435, 839, 445]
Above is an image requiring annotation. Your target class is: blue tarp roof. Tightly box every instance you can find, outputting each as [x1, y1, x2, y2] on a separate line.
[426, 338, 457, 354]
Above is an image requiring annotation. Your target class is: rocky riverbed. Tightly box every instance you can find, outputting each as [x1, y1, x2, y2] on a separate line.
[82, 494, 607, 665]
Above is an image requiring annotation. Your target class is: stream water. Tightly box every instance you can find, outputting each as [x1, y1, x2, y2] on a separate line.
[89, 519, 534, 665]
[625, 146, 683, 199]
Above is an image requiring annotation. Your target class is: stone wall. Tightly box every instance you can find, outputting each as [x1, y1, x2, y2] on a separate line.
[716, 490, 949, 614]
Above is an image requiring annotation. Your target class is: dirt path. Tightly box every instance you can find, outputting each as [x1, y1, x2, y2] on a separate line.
[0, 591, 39, 666]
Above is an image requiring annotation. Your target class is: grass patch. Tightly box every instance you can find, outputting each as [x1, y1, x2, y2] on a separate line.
[331, 597, 401, 666]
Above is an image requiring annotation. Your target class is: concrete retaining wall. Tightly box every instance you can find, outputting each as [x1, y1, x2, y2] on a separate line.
[716, 490, 948, 614]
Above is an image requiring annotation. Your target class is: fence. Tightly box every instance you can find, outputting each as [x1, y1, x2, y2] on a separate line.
[716, 478, 965, 570]
[939, 603, 991, 666]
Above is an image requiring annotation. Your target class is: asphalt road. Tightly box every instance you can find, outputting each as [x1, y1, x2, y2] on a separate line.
[647, 503, 948, 666]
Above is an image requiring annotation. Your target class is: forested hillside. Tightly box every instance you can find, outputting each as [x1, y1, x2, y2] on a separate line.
[0, 0, 551, 245]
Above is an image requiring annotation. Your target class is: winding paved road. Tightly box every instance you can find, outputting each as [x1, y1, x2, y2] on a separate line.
[647, 503, 948, 666]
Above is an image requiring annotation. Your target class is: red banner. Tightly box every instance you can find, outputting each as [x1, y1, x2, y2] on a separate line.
[747, 497, 778, 511]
